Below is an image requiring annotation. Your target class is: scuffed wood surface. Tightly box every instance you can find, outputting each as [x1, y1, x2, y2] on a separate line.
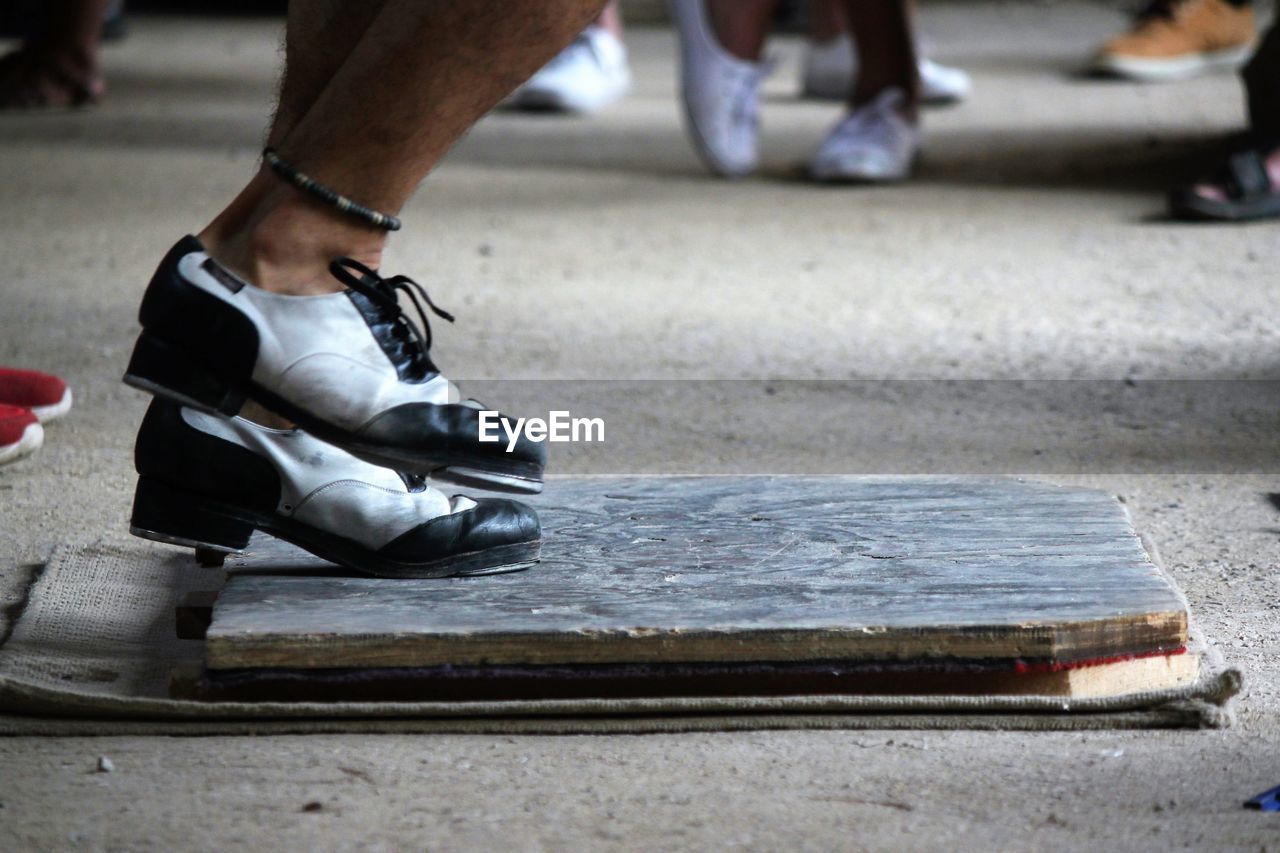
[207, 477, 1188, 670]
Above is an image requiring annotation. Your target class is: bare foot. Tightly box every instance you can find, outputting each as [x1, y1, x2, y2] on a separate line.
[1188, 146, 1280, 202]
[0, 45, 104, 109]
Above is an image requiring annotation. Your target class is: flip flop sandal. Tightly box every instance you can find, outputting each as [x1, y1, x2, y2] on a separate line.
[1169, 143, 1280, 222]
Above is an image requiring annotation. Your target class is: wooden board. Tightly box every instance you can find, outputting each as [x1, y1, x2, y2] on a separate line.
[204, 477, 1189, 671]
[178, 652, 1199, 703]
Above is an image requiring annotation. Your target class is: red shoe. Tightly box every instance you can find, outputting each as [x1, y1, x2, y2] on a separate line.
[0, 367, 72, 422]
[0, 404, 42, 466]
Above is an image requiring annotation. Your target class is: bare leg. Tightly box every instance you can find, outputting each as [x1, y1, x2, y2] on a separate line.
[596, 0, 624, 39]
[840, 0, 919, 118]
[199, 0, 604, 297]
[0, 0, 108, 108]
[706, 0, 781, 61]
[199, 1, 389, 285]
[808, 0, 846, 45]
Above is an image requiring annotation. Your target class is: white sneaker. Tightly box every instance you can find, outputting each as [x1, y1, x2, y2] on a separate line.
[809, 87, 920, 183]
[917, 57, 972, 105]
[510, 25, 631, 114]
[668, 0, 771, 177]
[801, 34, 971, 105]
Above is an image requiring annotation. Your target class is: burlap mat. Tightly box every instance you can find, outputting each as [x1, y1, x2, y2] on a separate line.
[0, 536, 1241, 736]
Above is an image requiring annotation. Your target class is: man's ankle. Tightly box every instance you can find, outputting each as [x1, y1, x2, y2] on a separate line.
[199, 192, 386, 297]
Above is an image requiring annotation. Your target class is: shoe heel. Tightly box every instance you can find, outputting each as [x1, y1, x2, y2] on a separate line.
[129, 477, 254, 553]
[123, 333, 247, 416]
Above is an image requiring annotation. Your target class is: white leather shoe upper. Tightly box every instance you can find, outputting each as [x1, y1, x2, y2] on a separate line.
[175, 250, 457, 432]
[181, 407, 474, 550]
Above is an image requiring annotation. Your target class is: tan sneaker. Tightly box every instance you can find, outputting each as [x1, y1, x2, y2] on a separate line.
[1094, 0, 1255, 81]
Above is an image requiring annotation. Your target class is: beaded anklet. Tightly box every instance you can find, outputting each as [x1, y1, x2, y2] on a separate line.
[262, 147, 401, 232]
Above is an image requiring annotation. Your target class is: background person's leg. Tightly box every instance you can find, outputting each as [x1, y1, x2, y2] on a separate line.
[0, 0, 109, 108]
[199, 0, 604, 297]
[808, 0, 921, 182]
[799, 0, 851, 100]
[669, 0, 778, 177]
[1242, 22, 1280, 142]
[1169, 23, 1280, 219]
[705, 0, 780, 61]
[596, 0, 624, 39]
[808, 0, 844, 45]
[840, 0, 919, 115]
[801, 0, 970, 105]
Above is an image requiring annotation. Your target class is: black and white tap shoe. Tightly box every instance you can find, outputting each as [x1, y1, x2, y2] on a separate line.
[130, 400, 542, 578]
[123, 236, 545, 494]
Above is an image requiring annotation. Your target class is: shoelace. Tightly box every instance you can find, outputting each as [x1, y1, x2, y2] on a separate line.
[831, 96, 903, 149]
[727, 61, 773, 129]
[329, 257, 454, 379]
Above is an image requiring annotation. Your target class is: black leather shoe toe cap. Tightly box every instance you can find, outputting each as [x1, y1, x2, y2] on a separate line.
[377, 498, 541, 563]
[358, 403, 548, 470]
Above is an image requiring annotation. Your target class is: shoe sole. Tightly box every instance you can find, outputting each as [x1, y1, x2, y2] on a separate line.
[810, 152, 918, 184]
[123, 334, 544, 494]
[809, 166, 912, 184]
[30, 387, 72, 423]
[0, 421, 43, 466]
[1094, 45, 1253, 82]
[129, 476, 541, 579]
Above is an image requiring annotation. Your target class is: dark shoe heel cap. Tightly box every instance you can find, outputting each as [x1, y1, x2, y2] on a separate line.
[130, 477, 255, 553]
[124, 334, 247, 416]
[133, 236, 259, 410]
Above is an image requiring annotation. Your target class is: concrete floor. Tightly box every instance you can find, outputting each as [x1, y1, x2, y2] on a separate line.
[1, 2, 1279, 849]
